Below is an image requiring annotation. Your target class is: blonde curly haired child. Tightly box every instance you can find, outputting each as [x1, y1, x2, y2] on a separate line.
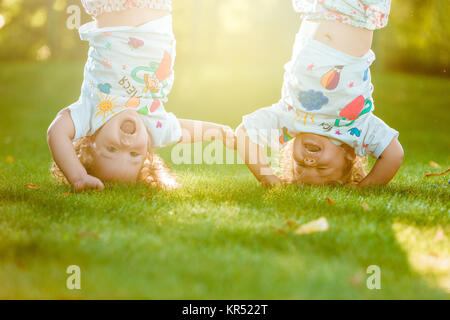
[236, 0, 403, 187]
[50, 132, 179, 190]
[278, 139, 368, 185]
[48, 2, 235, 192]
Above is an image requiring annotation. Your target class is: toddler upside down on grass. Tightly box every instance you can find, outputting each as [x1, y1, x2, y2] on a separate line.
[47, 1, 235, 192]
[48, 0, 403, 192]
[236, 0, 403, 187]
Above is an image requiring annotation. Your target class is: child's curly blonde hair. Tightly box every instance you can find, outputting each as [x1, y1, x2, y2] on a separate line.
[278, 138, 367, 185]
[51, 135, 179, 189]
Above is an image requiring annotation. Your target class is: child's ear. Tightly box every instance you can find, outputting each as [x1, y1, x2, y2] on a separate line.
[341, 144, 356, 161]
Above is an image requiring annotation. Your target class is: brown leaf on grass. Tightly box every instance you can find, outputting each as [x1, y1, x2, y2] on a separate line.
[275, 228, 289, 235]
[15, 260, 26, 270]
[429, 161, 441, 168]
[324, 196, 336, 205]
[434, 228, 445, 242]
[77, 230, 99, 239]
[349, 271, 364, 287]
[141, 193, 153, 199]
[294, 217, 329, 235]
[285, 220, 298, 229]
[424, 168, 450, 177]
[5, 155, 14, 163]
[25, 183, 38, 190]
[362, 202, 371, 211]
[58, 192, 70, 198]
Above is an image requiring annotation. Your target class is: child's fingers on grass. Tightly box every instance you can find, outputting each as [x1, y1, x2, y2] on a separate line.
[73, 175, 105, 192]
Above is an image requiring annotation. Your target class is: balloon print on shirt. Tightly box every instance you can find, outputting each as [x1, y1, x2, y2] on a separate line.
[321, 66, 343, 90]
[340, 95, 365, 121]
[297, 90, 329, 111]
[334, 96, 373, 127]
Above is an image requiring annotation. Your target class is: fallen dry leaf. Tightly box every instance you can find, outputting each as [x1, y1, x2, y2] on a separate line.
[285, 220, 298, 229]
[429, 161, 441, 168]
[424, 168, 450, 177]
[77, 230, 99, 239]
[324, 196, 336, 205]
[58, 192, 70, 198]
[15, 260, 26, 270]
[141, 193, 153, 199]
[26, 183, 38, 190]
[275, 228, 289, 235]
[362, 202, 371, 211]
[349, 271, 364, 287]
[5, 155, 14, 163]
[294, 217, 329, 235]
[434, 228, 445, 242]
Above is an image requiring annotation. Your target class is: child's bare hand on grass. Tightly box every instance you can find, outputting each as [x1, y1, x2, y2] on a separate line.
[72, 174, 105, 192]
[260, 175, 282, 187]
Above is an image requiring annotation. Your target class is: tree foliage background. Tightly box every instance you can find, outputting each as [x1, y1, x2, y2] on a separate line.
[0, 0, 448, 76]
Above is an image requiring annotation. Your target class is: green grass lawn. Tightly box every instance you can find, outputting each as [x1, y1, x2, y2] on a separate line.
[0, 61, 449, 299]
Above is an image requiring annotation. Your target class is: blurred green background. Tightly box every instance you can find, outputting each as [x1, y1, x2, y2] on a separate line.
[0, 0, 449, 75]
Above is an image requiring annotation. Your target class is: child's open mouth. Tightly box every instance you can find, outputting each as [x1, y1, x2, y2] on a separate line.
[120, 119, 136, 135]
[303, 142, 321, 153]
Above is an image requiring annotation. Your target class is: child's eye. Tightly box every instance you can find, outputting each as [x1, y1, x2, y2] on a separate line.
[107, 146, 117, 153]
[130, 152, 140, 157]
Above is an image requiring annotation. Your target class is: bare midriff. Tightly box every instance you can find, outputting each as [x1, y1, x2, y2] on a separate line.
[313, 19, 374, 57]
[96, 8, 170, 28]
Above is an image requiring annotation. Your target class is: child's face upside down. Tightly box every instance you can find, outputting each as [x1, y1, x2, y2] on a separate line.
[292, 133, 355, 185]
[90, 110, 149, 183]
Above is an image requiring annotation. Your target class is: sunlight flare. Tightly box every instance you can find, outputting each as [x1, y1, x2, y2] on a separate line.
[393, 222, 450, 293]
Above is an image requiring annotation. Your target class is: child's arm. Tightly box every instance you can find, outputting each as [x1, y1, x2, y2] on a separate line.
[236, 123, 282, 186]
[178, 119, 236, 149]
[47, 110, 104, 192]
[358, 138, 404, 187]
